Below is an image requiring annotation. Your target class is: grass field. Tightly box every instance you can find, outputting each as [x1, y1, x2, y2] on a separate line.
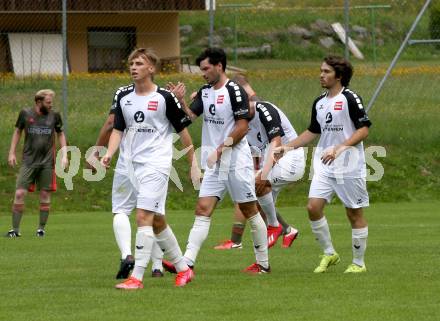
[1, 202, 439, 321]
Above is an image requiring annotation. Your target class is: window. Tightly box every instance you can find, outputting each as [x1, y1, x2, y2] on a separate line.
[88, 27, 136, 72]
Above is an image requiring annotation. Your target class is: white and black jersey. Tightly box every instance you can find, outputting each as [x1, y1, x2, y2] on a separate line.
[247, 101, 304, 163]
[247, 101, 301, 148]
[308, 87, 372, 178]
[190, 79, 253, 169]
[111, 84, 191, 175]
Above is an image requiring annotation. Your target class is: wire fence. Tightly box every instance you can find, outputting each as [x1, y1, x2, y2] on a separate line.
[0, 0, 439, 209]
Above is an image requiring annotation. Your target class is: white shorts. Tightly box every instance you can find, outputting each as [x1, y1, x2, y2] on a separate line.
[308, 173, 369, 209]
[199, 166, 257, 203]
[112, 165, 169, 215]
[267, 150, 306, 192]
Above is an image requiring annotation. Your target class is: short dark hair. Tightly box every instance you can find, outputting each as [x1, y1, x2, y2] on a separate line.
[196, 48, 227, 71]
[323, 55, 353, 87]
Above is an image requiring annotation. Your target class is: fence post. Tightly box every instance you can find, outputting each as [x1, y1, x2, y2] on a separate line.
[344, 0, 350, 60]
[367, 0, 432, 112]
[62, 0, 68, 136]
[209, 0, 215, 47]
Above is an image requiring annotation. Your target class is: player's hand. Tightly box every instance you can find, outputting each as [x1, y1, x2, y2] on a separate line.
[321, 145, 344, 165]
[207, 149, 222, 169]
[255, 171, 269, 195]
[8, 153, 17, 167]
[85, 152, 99, 174]
[272, 145, 291, 162]
[190, 165, 203, 189]
[169, 82, 186, 101]
[100, 154, 112, 168]
[61, 155, 69, 170]
[190, 91, 197, 101]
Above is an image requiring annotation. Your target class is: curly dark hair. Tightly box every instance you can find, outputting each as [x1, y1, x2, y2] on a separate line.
[323, 55, 353, 87]
[196, 48, 227, 72]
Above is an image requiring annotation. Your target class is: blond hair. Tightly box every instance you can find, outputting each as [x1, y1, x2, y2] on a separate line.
[35, 89, 55, 103]
[127, 48, 160, 72]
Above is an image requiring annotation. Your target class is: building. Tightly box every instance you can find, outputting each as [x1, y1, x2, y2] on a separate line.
[0, 0, 206, 75]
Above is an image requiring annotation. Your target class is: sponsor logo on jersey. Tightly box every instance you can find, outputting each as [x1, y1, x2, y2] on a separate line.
[148, 101, 158, 111]
[325, 112, 333, 123]
[28, 126, 52, 135]
[359, 116, 370, 123]
[125, 100, 132, 106]
[204, 117, 224, 125]
[334, 101, 343, 110]
[268, 127, 280, 136]
[318, 104, 324, 110]
[136, 128, 155, 133]
[134, 111, 145, 123]
[216, 95, 224, 104]
[209, 104, 216, 115]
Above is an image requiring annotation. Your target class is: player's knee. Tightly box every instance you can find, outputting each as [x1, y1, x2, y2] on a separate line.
[14, 189, 26, 202]
[153, 215, 167, 233]
[307, 202, 320, 216]
[346, 208, 365, 224]
[195, 202, 212, 217]
[238, 201, 258, 218]
[195, 208, 210, 217]
[39, 190, 51, 202]
[256, 186, 271, 197]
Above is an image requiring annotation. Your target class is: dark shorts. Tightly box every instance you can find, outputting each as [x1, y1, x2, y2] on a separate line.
[16, 165, 57, 192]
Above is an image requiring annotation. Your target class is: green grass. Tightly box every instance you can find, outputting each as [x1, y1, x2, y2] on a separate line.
[1, 202, 439, 321]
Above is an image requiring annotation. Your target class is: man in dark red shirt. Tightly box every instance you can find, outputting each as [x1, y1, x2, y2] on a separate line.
[6, 89, 68, 237]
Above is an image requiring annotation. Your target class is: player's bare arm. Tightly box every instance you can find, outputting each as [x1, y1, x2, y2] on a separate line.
[206, 118, 249, 168]
[256, 135, 282, 193]
[86, 113, 115, 171]
[178, 128, 202, 186]
[321, 126, 369, 165]
[101, 129, 123, 168]
[274, 130, 318, 158]
[8, 128, 22, 167]
[168, 81, 198, 121]
[57, 131, 69, 169]
[95, 114, 115, 148]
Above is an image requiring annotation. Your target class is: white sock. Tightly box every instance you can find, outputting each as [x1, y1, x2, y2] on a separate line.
[310, 217, 335, 256]
[113, 213, 132, 259]
[184, 216, 211, 266]
[248, 213, 269, 269]
[131, 226, 154, 281]
[156, 226, 188, 272]
[151, 239, 164, 272]
[257, 193, 279, 227]
[352, 227, 368, 267]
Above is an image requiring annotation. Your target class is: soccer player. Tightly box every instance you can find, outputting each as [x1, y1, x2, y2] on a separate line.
[100, 48, 197, 289]
[165, 48, 270, 274]
[87, 84, 190, 280]
[276, 55, 371, 273]
[214, 75, 305, 249]
[6, 89, 68, 237]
